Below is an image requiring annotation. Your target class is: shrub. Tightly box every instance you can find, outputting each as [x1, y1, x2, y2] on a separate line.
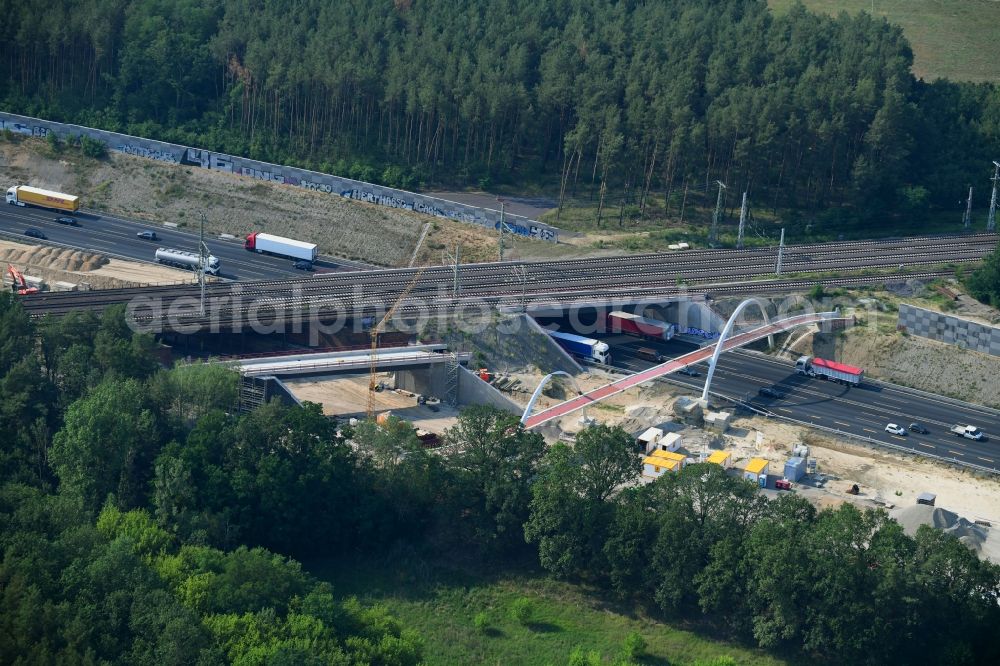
[692, 657, 737, 666]
[46, 131, 62, 152]
[80, 135, 108, 159]
[622, 631, 646, 659]
[473, 612, 489, 634]
[509, 596, 533, 625]
[568, 646, 602, 666]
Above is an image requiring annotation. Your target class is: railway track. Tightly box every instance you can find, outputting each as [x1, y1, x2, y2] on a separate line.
[58, 270, 953, 332]
[19, 230, 994, 326]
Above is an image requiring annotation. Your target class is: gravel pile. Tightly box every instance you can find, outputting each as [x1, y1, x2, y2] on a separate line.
[891, 504, 989, 554]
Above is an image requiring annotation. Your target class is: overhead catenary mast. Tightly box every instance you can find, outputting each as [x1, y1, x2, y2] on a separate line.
[710, 180, 726, 246]
[963, 186, 973, 231]
[988, 161, 999, 233]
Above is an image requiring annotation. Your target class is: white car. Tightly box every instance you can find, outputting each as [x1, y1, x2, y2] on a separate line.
[885, 423, 908, 436]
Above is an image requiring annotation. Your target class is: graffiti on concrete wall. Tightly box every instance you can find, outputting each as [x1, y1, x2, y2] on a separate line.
[0, 119, 48, 137]
[117, 143, 179, 164]
[681, 327, 720, 339]
[341, 188, 414, 211]
[301, 179, 335, 194]
[495, 219, 557, 241]
[180, 148, 233, 173]
[0, 112, 560, 242]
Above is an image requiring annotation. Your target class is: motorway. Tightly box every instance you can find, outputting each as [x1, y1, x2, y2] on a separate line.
[0, 203, 369, 280]
[525, 312, 844, 428]
[608, 335, 1000, 471]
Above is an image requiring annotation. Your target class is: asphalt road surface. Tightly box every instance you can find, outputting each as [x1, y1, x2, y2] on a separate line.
[0, 203, 368, 280]
[606, 334, 1000, 471]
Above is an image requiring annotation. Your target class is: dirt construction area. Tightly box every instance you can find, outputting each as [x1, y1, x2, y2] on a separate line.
[1, 238, 191, 289]
[281, 374, 461, 434]
[523, 372, 1000, 562]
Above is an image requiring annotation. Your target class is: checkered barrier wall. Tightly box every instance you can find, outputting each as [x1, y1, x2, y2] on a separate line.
[897, 304, 1000, 356]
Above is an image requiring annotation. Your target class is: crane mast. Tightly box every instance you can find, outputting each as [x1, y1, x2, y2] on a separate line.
[367, 265, 428, 418]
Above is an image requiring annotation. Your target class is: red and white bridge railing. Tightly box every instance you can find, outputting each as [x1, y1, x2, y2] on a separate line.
[522, 311, 852, 429]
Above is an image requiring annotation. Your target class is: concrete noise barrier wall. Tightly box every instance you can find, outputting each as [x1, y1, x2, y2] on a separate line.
[897, 303, 1000, 356]
[0, 112, 559, 243]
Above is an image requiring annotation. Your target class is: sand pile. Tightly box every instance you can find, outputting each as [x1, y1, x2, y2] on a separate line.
[891, 504, 989, 555]
[0, 245, 109, 271]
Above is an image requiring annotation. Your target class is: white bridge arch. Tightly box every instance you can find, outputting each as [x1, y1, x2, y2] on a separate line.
[701, 298, 773, 401]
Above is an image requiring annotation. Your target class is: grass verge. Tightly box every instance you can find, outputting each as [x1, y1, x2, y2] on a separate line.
[309, 556, 790, 666]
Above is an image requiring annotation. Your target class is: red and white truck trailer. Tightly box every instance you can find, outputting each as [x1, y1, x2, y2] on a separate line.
[607, 311, 676, 341]
[244, 232, 317, 262]
[795, 355, 863, 385]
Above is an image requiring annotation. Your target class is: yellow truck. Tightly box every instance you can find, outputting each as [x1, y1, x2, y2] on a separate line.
[6, 185, 80, 213]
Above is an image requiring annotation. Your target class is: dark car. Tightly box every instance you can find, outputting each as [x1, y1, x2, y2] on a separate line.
[758, 387, 786, 399]
[293, 260, 314, 271]
[24, 228, 46, 240]
[635, 347, 664, 363]
[54, 216, 79, 226]
[677, 367, 700, 377]
[136, 230, 158, 241]
[909, 423, 930, 434]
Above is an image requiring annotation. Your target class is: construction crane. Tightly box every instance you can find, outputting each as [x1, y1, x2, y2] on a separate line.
[367, 265, 428, 418]
[7, 264, 39, 295]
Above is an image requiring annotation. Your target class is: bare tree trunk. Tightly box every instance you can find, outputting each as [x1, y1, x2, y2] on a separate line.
[590, 136, 602, 201]
[596, 160, 610, 227]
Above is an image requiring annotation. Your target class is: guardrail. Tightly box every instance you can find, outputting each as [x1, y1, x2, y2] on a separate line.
[704, 387, 1000, 477]
[771, 411, 1000, 477]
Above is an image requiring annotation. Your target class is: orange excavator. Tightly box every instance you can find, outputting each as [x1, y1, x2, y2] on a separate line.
[7, 264, 39, 295]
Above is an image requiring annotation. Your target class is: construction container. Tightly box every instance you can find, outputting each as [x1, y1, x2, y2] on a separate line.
[657, 432, 683, 453]
[743, 458, 769, 484]
[706, 450, 732, 468]
[784, 456, 806, 482]
[650, 449, 686, 467]
[637, 427, 664, 453]
[642, 455, 681, 478]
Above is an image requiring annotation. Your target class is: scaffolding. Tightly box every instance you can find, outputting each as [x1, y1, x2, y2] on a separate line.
[445, 353, 460, 406]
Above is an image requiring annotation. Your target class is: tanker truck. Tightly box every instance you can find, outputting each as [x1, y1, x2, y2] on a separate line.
[155, 248, 220, 275]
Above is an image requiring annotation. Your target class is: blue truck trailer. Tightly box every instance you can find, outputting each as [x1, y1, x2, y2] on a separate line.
[548, 331, 612, 364]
